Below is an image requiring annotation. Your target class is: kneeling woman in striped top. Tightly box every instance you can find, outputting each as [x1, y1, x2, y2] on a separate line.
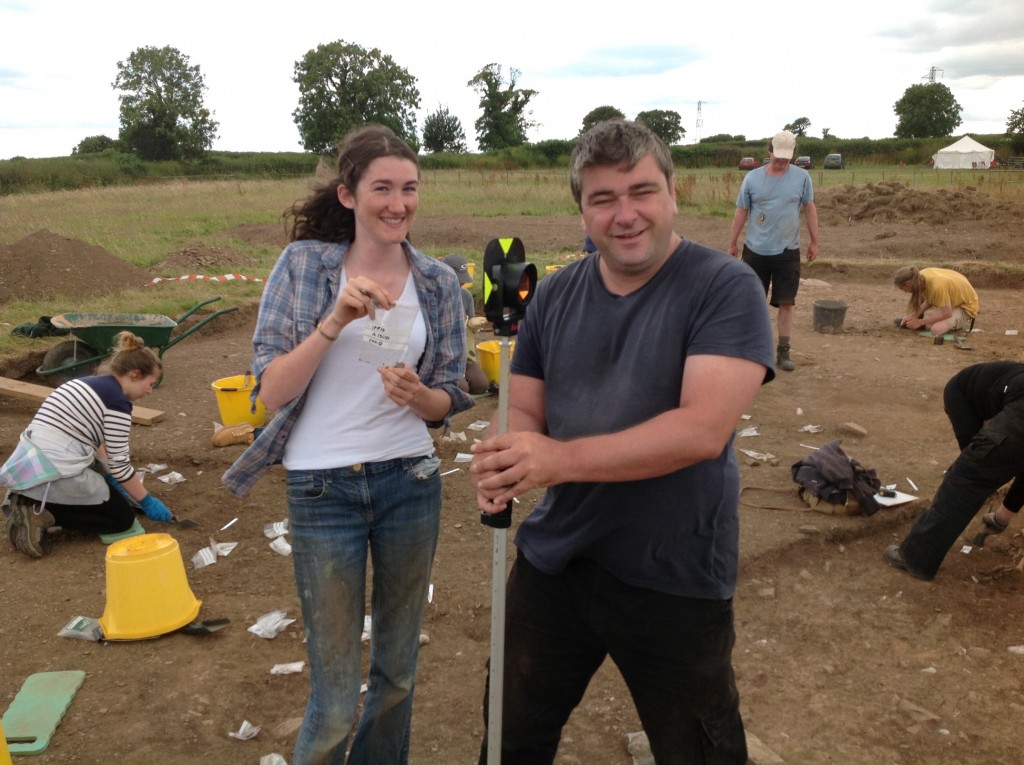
[2, 331, 174, 558]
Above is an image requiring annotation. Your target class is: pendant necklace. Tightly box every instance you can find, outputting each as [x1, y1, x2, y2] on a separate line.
[757, 169, 773, 226]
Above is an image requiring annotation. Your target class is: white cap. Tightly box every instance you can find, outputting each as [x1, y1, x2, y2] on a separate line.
[771, 131, 796, 160]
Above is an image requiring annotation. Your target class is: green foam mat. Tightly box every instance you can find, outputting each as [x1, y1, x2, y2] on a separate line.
[2, 670, 85, 755]
[99, 517, 145, 544]
[916, 330, 955, 341]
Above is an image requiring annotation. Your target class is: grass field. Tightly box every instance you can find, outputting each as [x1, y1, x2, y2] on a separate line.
[4, 167, 1022, 260]
[5, 167, 1022, 257]
[1, 166, 1021, 358]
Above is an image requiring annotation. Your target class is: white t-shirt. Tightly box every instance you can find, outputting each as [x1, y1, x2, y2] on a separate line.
[283, 271, 432, 469]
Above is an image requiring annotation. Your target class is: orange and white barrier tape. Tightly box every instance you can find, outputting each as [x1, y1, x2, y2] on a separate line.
[145, 273, 266, 287]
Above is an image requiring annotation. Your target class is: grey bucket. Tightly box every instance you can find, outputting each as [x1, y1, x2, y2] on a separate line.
[812, 299, 849, 333]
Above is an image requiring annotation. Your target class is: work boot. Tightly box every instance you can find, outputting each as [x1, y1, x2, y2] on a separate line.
[776, 344, 795, 372]
[7, 493, 55, 558]
[883, 544, 933, 581]
[212, 422, 255, 447]
[981, 511, 1009, 535]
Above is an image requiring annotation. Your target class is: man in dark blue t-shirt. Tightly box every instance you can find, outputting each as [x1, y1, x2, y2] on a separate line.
[471, 119, 775, 764]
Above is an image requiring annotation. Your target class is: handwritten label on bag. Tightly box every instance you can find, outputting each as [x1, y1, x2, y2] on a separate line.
[358, 302, 418, 367]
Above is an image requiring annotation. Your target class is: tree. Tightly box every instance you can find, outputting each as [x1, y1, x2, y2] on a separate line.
[634, 109, 684, 145]
[1007, 102, 1024, 152]
[467, 64, 537, 151]
[292, 41, 420, 155]
[893, 83, 963, 138]
[700, 133, 745, 143]
[112, 46, 218, 161]
[72, 135, 119, 155]
[822, 127, 832, 140]
[422, 105, 467, 153]
[784, 117, 811, 137]
[580, 106, 625, 134]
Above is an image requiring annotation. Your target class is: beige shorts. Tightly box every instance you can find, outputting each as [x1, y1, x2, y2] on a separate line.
[947, 307, 974, 332]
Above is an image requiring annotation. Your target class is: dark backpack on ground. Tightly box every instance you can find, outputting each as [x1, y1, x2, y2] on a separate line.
[791, 439, 882, 516]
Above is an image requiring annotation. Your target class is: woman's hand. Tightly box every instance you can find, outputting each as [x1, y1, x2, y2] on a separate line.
[139, 494, 173, 523]
[378, 362, 421, 408]
[377, 362, 453, 422]
[330, 276, 395, 328]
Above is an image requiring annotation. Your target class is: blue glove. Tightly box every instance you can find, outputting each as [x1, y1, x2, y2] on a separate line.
[104, 474, 140, 509]
[139, 494, 173, 523]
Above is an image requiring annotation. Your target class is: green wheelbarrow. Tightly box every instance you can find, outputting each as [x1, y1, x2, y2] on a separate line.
[37, 297, 239, 386]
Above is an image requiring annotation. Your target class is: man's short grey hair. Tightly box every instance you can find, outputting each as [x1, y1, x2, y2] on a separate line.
[569, 120, 674, 209]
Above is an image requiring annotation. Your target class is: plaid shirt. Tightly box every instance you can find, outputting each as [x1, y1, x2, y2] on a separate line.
[222, 239, 474, 497]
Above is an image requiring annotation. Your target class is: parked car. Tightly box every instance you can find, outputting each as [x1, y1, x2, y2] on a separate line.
[824, 153, 844, 169]
[794, 156, 813, 169]
[738, 157, 759, 171]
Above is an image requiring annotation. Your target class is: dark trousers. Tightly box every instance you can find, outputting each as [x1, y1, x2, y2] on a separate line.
[479, 552, 747, 765]
[900, 385, 1024, 578]
[46, 491, 136, 534]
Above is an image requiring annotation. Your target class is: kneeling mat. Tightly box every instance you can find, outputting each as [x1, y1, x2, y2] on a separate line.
[99, 517, 146, 544]
[2, 670, 85, 755]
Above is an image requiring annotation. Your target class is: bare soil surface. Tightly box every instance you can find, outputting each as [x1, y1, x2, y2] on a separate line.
[2, 181, 1024, 764]
[0, 230, 152, 305]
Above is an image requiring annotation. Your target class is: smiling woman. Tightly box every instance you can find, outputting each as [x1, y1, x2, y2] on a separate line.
[337, 156, 421, 254]
[220, 123, 474, 764]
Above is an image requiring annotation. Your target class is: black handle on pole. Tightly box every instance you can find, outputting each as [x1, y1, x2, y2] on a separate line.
[481, 503, 513, 529]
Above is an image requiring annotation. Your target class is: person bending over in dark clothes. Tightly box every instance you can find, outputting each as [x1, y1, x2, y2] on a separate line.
[886, 361, 1024, 580]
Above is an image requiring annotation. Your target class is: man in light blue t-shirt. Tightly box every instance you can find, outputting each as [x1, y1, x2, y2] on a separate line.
[729, 130, 819, 371]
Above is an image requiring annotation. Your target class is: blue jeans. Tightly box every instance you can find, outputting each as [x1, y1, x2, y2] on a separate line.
[480, 552, 747, 765]
[287, 454, 442, 765]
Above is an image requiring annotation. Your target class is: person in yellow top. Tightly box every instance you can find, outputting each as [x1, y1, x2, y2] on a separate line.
[893, 266, 979, 336]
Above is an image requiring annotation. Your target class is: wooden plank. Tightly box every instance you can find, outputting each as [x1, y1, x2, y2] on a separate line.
[0, 376, 165, 425]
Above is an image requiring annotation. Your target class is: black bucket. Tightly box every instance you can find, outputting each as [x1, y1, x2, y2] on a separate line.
[812, 300, 849, 333]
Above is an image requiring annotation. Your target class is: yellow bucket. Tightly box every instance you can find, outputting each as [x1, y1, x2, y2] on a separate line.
[99, 533, 201, 640]
[477, 339, 516, 386]
[0, 718, 12, 765]
[211, 373, 267, 427]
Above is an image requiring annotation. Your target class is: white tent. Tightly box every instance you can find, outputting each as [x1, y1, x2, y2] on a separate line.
[931, 135, 995, 170]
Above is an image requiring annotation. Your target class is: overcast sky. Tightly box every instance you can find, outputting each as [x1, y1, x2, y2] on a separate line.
[2, 0, 1022, 160]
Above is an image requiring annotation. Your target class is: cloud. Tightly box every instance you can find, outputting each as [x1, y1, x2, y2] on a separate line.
[938, 43, 1024, 81]
[548, 45, 701, 78]
[0, 67, 26, 85]
[871, 0, 1024, 128]
[0, 0, 1018, 158]
[881, 0, 1024, 51]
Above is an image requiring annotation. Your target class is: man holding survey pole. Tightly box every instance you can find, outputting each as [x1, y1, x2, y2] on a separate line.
[470, 120, 775, 764]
